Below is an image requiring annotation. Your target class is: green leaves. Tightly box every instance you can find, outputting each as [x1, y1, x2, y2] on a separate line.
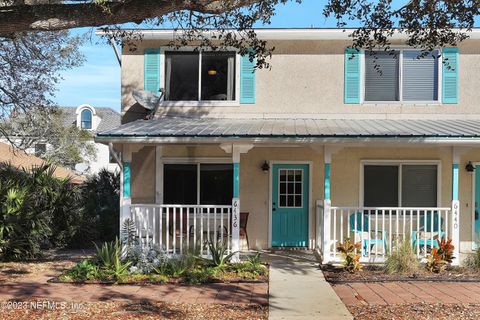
[337, 238, 363, 273]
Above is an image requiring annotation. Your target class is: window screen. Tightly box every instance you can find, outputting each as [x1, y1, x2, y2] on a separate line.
[201, 52, 236, 101]
[365, 51, 399, 101]
[364, 165, 399, 207]
[401, 165, 437, 207]
[163, 164, 197, 204]
[200, 164, 233, 205]
[402, 50, 439, 101]
[165, 52, 199, 101]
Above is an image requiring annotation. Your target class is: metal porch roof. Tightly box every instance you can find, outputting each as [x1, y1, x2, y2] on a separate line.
[96, 117, 480, 139]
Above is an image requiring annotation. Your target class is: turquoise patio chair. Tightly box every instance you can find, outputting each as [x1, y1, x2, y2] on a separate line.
[349, 212, 387, 257]
[412, 212, 445, 251]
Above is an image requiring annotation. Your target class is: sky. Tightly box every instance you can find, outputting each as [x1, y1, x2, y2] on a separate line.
[54, 0, 334, 111]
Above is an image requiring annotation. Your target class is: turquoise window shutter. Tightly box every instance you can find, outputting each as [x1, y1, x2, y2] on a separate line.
[240, 52, 256, 104]
[344, 48, 361, 104]
[144, 48, 161, 95]
[442, 48, 458, 104]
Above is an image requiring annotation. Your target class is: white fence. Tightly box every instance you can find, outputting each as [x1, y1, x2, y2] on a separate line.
[319, 201, 458, 264]
[128, 204, 233, 256]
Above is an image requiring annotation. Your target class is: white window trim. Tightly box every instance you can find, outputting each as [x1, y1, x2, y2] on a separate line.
[361, 48, 443, 105]
[162, 159, 233, 205]
[359, 160, 442, 208]
[159, 46, 241, 107]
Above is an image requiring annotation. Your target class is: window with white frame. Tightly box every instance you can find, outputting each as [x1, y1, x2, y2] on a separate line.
[80, 109, 93, 129]
[164, 51, 236, 102]
[364, 50, 440, 102]
[163, 163, 233, 205]
[363, 164, 438, 207]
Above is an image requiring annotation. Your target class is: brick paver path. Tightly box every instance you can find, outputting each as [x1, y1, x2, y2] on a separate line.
[333, 282, 480, 306]
[0, 280, 268, 305]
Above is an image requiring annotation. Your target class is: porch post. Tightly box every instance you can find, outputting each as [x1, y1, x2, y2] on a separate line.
[451, 158, 460, 265]
[232, 147, 241, 262]
[120, 145, 132, 238]
[323, 148, 332, 263]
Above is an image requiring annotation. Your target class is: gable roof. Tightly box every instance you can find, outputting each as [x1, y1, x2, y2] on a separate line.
[60, 106, 121, 132]
[0, 142, 86, 184]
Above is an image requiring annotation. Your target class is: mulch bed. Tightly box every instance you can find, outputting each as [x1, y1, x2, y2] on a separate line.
[322, 264, 480, 283]
[349, 303, 480, 320]
[0, 301, 268, 320]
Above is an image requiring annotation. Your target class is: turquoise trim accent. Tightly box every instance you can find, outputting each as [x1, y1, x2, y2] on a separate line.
[233, 162, 240, 198]
[344, 48, 361, 104]
[442, 48, 458, 104]
[123, 161, 131, 198]
[324, 163, 331, 200]
[144, 48, 161, 95]
[452, 163, 459, 201]
[240, 51, 256, 104]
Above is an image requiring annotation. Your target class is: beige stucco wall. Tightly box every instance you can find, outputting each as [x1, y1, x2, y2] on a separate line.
[121, 39, 480, 122]
[127, 143, 477, 253]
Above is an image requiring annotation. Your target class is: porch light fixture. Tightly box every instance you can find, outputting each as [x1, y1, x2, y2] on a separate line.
[466, 161, 475, 172]
[261, 161, 270, 173]
[207, 68, 217, 76]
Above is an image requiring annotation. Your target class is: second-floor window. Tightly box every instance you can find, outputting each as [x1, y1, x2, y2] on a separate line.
[81, 109, 92, 129]
[164, 51, 236, 102]
[364, 50, 439, 102]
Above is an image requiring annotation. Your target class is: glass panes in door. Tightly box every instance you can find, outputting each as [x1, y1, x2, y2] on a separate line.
[279, 169, 303, 208]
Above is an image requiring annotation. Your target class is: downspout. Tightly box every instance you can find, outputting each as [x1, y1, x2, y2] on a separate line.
[109, 142, 123, 170]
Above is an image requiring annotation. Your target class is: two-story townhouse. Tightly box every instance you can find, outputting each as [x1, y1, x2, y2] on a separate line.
[96, 28, 480, 264]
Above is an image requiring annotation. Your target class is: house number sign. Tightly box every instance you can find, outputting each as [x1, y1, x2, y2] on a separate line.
[232, 198, 240, 261]
[452, 200, 459, 230]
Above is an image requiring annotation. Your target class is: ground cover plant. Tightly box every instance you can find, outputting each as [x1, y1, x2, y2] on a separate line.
[59, 232, 268, 285]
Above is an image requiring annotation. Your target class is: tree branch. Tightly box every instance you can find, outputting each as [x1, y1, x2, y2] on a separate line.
[0, 0, 261, 37]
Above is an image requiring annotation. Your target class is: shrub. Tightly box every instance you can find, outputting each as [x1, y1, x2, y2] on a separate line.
[60, 259, 99, 281]
[463, 248, 480, 271]
[201, 239, 237, 268]
[0, 163, 80, 260]
[93, 239, 130, 278]
[425, 238, 454, 273]
[337, 238, 362, 273]
[384, 240, 419, 274]
[127, 244, 165, 274]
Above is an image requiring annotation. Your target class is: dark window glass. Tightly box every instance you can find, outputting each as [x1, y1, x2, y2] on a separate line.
[201, 52, 236, 101]
[200, 164, 233, 205]
[402, 165, 437, 207]
[164, 164, 197, 205]
[81, 109, 92, 129]
[365, 51, 400, 101]
[165, 52, 199, 101]
[364, 165, 399, 207]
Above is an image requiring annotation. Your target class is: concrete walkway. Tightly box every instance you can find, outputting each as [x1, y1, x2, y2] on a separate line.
[263, 251, 352, 320]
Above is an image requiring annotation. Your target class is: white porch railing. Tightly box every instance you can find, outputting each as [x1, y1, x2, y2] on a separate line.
[320, 202, 457, 263]
[128, 204, 233, 256]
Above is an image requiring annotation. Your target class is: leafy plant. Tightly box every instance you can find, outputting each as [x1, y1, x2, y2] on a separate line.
[60, 259, 99, 281]
[337, 238, 363, 273]
[201, 239, 237, 268]
[384, 240, 419, 274]
[425, 238, 454, 273]
[93, 238, 130, 278]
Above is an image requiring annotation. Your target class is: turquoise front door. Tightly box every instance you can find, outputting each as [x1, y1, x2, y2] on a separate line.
[272, 164, 309, 247]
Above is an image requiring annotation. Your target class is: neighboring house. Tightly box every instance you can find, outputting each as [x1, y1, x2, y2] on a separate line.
[0, 142, 86, 184]
[21, 105, 121, 175]
[96, 28, 480, 264]
[61, 105, 121, 174]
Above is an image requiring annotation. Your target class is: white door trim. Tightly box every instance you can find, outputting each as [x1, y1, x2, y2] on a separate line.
[268, 160, 313, 248]
[471, 162, 480, 250]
